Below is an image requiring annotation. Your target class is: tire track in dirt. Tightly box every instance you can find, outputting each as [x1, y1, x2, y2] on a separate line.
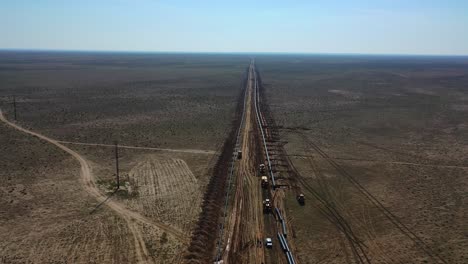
[0, 110, 188, 264]
[285, 152, 371, 264]
[254, 65, 291, 264]
[300, 149, 395, 263]
[287, 154, 468, 170]
[296, 132, 448, 264]
[255, 65, 298, 264]
[227, 63, 266, 264]
[255, 66, 368, 263]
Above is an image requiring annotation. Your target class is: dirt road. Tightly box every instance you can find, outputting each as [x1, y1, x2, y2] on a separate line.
[0, 110, 188, 263]
[220, 62, 291, 264]
[226, 62, 266, 263]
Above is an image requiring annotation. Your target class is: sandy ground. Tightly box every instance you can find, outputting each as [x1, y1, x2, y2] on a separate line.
[223, 63, 291, 264]
[256, 57, 468, 264]
[0, 118, 136, 263]
[226, 63, 266, 264]
[125, 156, 202, 233]
[0, 53, 243, 264]
[0, 110, 192, 263]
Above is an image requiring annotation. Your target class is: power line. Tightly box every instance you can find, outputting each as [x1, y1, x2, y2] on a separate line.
[12, 95, 17, 121]
[114, 141, 120, 190]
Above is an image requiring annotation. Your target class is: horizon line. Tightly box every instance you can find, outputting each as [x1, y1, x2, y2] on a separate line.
[1, 48, 468, 57]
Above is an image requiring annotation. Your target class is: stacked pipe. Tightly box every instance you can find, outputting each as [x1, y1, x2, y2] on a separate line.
[277, 233, 296, 264]
[252, 69, 276, 188]
[275, 208, 288, 237]
[254, 64, 297, 264]
[275, 208, 295, 263]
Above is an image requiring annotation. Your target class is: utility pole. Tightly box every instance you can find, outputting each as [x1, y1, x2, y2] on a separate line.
[114, 141, 120, 190]
[13, 95, 17, 121]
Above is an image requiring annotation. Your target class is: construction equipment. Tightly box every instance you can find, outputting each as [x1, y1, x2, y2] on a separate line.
[237, 150, 242, 159]
[261, 176, 268, 188]
[297, 194, 305, 205]
[263, 198, 272, 213]
[259, 164, 265, 174]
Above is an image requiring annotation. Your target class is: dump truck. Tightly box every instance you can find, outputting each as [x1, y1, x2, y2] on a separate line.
[263, 198, 272, 213]
[261, 176, 268, 188]
[259, 164, 265, 174]
[237, 150, 242, 159]
[297, 194, 305, 205]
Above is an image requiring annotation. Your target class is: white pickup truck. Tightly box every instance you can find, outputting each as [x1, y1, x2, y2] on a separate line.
[265, 237, 273, 248]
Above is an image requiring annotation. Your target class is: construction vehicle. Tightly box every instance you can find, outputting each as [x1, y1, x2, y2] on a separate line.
[263, 198, 272, 213]
[237, 150, 242, 159]
[259, 164, 265, 174]
[261, 176, 268, 188]
[297, 194, 305, 205]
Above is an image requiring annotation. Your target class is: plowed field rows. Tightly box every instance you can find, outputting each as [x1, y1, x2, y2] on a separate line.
[127, 156, 202, 233]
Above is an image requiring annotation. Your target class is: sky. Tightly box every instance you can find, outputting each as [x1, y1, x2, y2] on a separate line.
[1, 0, 468, 55]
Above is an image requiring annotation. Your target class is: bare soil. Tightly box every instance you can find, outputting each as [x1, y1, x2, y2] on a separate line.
[257, 55, 468, 264]
[0, 52, 245, 264]
[0, 120, 137, 263]
[226, 64, 266, 264]
[126, 156, 202, 233]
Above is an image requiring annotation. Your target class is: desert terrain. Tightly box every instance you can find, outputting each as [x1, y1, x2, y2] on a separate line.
[257, 55, 468, 264]
[0, 52, 245, 263]
[1, 52, 467, 264]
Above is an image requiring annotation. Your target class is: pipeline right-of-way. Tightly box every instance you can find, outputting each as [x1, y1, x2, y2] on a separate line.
[252, 62, 297, 264]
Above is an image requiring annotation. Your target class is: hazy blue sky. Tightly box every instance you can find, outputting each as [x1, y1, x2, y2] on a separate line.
[1, 0, 468, 55]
